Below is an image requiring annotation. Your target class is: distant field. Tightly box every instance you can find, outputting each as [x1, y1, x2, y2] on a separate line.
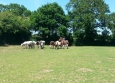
[0, 45, 115, 83]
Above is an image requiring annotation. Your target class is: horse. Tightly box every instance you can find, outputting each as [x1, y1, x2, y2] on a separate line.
[59, 37, 69, 49]
[49, 41, 60, 49]
[21, 41, 36, 49]
[55, 41, 62, 49]
[36, 40, 45, 49]
[50, 41, 55, 48]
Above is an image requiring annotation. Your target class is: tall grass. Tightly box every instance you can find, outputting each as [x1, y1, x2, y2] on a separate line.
[0, 45, 115, 83]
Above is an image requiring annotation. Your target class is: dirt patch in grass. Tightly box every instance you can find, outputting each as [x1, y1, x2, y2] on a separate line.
[40, 69, 53, 73]
[76, 68, 93, 73]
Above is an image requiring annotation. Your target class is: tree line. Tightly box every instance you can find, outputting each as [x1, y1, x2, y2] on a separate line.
[0, 0, 115, 46]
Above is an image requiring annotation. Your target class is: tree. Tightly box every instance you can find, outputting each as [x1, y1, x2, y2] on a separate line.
[0, 4, 7, 12]
[0, 11, 31, 44]
[0, 3, 32, 45]
[30, 2, 69, 40]
[107, 13, 115, 36]
[0, 3, 31, 16]
[66, 0, 110, 45]
[106, 13, 115, 45]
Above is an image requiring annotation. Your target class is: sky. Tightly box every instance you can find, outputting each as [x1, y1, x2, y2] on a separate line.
[0, 0, 115, 13]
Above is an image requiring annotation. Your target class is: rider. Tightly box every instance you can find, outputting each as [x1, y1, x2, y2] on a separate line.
[63, 37, 65, 42]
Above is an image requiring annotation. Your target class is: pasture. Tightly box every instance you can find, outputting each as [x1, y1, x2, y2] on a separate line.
[0, 45, 115, 83]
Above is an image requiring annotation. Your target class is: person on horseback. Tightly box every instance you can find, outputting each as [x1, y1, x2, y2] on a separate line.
[63, 37, 65, 41]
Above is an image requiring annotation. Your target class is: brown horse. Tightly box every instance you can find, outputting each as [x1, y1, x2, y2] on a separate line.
[50, 41, 61, 49]
[59, 37, 69, 49]
[50, 41, 55, 48]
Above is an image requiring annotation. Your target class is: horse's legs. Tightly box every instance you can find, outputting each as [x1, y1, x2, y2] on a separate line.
[55, 41, 58, 49]
[37, 45, 39, 48]
[62, 45, 65, 49]
[66, 44, 68, 49]
[50, 45, 52, 48]
[52, 45, 54, 49]
[39, 45, 41, 49]
[55, 45, 58, 49]
[50, 45, 51, 48]
[25, 44, 28, 49]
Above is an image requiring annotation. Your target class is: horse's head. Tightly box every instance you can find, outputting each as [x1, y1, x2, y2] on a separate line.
[36, 41, 39, 45]
[21, 43, 23, 46]
[59, 39, 61, 42]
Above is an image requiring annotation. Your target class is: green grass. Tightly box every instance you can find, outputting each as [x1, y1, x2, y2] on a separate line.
[0, 45, 115, 83]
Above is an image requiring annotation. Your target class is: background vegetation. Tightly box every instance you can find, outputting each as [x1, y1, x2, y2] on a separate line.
[0, 0, 115, 46]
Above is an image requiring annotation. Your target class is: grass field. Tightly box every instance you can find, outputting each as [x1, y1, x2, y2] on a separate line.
[0, 45, 115, 83]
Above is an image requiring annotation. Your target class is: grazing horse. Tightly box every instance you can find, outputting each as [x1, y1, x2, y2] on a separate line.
[50, 41, 55, 48]
[59, 37, 69, 49]
[36, 40, 45, 49]
[21, 41, 36, 49]
[36, 41, 39, 48]
[55, 41, 62, 49]
[50, 41, 59, 49]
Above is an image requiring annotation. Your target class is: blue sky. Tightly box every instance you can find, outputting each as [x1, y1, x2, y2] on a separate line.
[0, 0, 115, 13]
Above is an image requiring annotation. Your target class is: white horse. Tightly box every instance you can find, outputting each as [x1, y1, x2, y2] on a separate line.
[21, 41, 36, 49]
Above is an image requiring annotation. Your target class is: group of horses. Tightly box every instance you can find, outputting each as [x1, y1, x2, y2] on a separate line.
[50, 37, 69, 49]
[21, 40, 45, 49]
[21, 37, 69, 49]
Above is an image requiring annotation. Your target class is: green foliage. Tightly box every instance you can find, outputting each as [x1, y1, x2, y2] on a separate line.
[0, 9, 31, 44]
[39, 27, 50, 38]
[0, 1, 115, 46]
[0, 3, 31, 16]
[105, 13, 115, 44]
[0, 11, 19, 33]
[30, 2, 69, 39]
[57, 25, 68, 37]
[66, 0, 110, 45]
[107, 13, 115, 35]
